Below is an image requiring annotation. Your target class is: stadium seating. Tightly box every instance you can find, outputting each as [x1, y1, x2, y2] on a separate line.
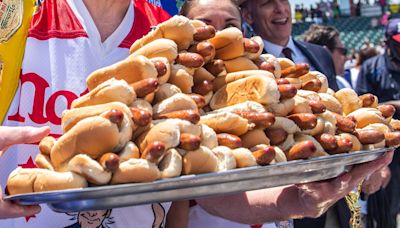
[292, 16, 384, 51]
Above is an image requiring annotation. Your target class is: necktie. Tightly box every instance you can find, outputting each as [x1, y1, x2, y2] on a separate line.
[282, 47, 293, 61]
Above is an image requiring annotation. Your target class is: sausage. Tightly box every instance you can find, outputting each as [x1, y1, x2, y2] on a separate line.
[156, 110, 200, 124]
[264, 128, 288, 145]
[287, 140, 316, 160]
[378, 105, 396, 118]
[385, 132, 400, 147]
[301, 79, 322, 92]
[243, 38, 260, 53]
[334, 114, 356, 133]
[281, 63, 310, 78]
[131, 78, 159, 98]
[329, 138, 353, 154]
[217, 133, 242, 149]
[287, 113, 318, 130]
[252, 146, 276, 166]
[189, 41, 215, 58]
[309, 100, 326, 114]
[234, 111, 276, 128]
[189, 94, 206, 109]
[359, 93, 376, 107]
[193, 80, 213, 96]
[278, 84, 297, 100]
[315, 133, 338, 151]
[355, 129, 385, 145]
[204, 59, 225, 76]
[103, 109, 124, 128]
[130, 107, 152, 127]
[141, 141, 166, 164]
[151, 59, 168, 77]
[98, 153, 120, 172]
[175, 52, 205, 68]
[276, 78, 290, 85]
[194, 25, 216, 41]
[253, 58, 275, 73]
[179, 133, 201, 151]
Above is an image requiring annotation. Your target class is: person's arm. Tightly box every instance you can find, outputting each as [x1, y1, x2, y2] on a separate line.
[165, 201, 189, 228]
[196, 150, 393, 224]
[0, 126, 50, 219]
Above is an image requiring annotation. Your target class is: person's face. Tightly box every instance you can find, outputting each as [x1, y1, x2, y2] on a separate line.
[331, 36, 347, 75]
[243, 0, 292, 46]
[78, 210, 108, 227]
[186, 0, 241, 31]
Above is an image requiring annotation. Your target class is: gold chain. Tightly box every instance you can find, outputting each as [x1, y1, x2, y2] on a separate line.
[344, 181, 363, 228]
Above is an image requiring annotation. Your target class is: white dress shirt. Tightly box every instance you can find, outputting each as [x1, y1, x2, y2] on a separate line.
[263, 37, 315, 71]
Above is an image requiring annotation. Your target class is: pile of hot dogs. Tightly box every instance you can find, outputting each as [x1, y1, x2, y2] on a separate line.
[7, 16, 400, 195]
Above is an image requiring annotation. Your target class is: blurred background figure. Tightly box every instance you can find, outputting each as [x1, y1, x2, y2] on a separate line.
[302, 24, 351, 89]
[355, 18, 400, 228]
[347, 46, 379, 88]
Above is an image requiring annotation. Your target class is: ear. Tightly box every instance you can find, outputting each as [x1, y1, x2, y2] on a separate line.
[241, 6, 254, 25]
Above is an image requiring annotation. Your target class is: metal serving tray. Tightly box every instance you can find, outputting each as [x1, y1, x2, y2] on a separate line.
[5, 148, 390, 213]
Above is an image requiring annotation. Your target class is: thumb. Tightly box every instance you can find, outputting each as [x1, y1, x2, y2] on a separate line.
[0, 126, 51, 153]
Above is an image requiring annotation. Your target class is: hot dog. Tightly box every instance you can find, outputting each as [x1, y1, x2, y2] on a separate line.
[189, 41, 216, 61]
[140, 141, 166, 164]
[278, 84, 297, 100]
[243, 38, 261, 54]
[204, 59, 225, 76]
[217, 133, 242, 149]
[151, 59, 168, 78]
[281, 63, 309, 78]
[264, 128, 288, 145]
[329, 137, 353, 154]
[287, 113, 318, 130]
[130, 107, 152, 127]
[301, 79, 322, 92]
[193, 80, 213, 96]
[315, 133, 338, 151]
[359, 93, 376, 107]
[355, 129, 385, 145]
[385, 132, 400, 147]
[254, 58, 276, 73]
[189, 94, 206, 109]
[377, 105, 396, 119]
[98, 153, 120, 172]
[175, 52, 205, 69]
[179, 133, 201, 151]
[131, 78, 159, 98]
[334, 114, 356, 133]
[287, 140, 316, 160]
[234, 111, 276, 128]
[252, 146, 276, 166]
[276, 78, 290, 85]
[309, 100, 326, 114]
[102, 109, 124, 128]
[155, 110, 200, 124]
[194, 25, 216, 41]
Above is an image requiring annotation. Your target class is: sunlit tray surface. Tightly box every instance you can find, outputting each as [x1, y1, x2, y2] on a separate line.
[5, 148, 391, 213]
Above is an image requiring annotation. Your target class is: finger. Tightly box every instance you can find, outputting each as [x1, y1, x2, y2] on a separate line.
[0, 201, 41, 219]
[348, 151, 394, 186]
[0, 126, 50, 151]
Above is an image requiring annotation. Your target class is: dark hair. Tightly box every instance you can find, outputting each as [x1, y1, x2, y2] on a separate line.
[302, 24, 340, 52]
[355, 47, 379, 67]
[179, 0, 241, 17]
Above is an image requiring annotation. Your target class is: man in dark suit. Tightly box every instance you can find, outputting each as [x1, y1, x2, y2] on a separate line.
[239, 0, 339, 91]
[238, 0, 345, 227]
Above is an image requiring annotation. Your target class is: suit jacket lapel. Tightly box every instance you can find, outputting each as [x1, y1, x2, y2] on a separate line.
[294, 40, 324, 72]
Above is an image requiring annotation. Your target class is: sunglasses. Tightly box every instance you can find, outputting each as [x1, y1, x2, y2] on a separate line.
[334, 47, 348, 56]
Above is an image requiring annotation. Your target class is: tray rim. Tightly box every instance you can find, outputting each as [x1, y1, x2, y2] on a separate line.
[4, 147, 392, 205]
